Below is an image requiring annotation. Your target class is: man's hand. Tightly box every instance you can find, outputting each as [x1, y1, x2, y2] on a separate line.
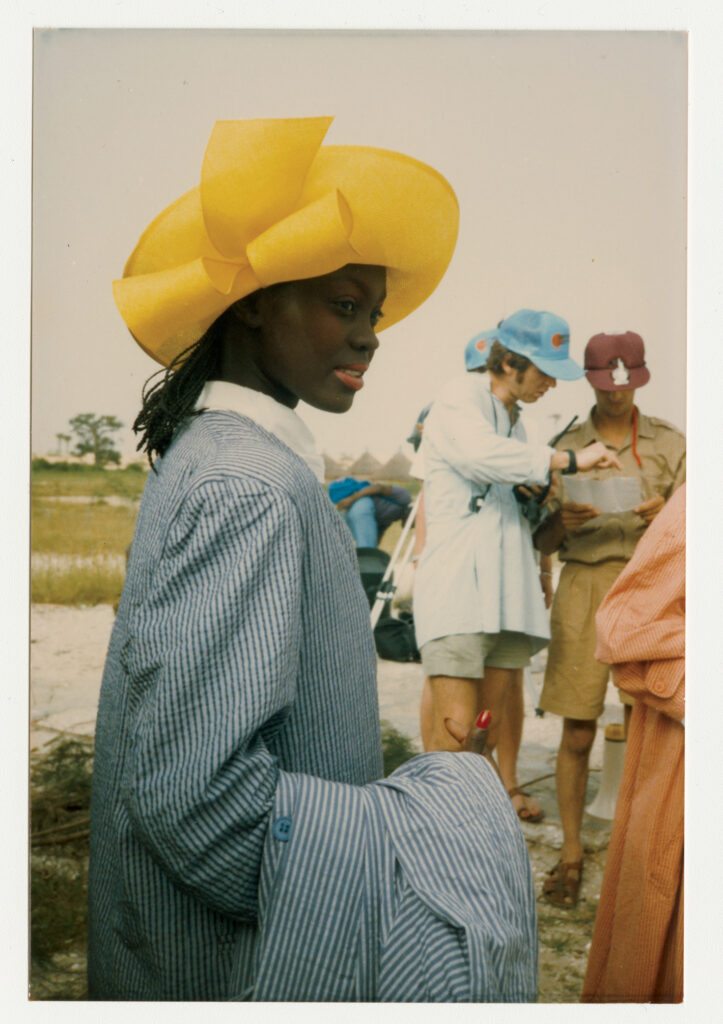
[575, 442, 623, 473]
[633, 493, 665, 524]
[540, 571, 554, 608]
[560, 502, 601, 531]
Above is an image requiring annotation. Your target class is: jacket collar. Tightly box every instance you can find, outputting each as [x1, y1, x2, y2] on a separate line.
[582, 405, 654, 447]
[195, 380, 326, 482]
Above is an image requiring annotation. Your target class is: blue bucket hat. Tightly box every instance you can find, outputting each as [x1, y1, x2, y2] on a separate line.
[496, 309, 583, 381]
[464, 328, 497, 371]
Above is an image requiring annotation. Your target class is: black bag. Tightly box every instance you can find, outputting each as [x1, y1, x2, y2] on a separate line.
[356, 546, 391, 610]
[373, 611, 421, 663]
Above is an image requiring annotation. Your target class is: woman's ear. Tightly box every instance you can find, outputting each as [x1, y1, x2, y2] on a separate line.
[231, 294, 263, 330]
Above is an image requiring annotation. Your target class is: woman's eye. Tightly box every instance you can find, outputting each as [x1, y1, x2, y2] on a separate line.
[370, 309, 384, 327]
[334, 300, 356, 315]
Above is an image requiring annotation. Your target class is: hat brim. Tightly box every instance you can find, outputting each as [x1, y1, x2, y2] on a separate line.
[585, 366, 650, 391]
[529, 356, 584, 381]
[114, 118, 459, 366]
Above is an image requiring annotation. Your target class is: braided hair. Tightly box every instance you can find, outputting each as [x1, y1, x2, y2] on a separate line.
[133, 311, 230, 465]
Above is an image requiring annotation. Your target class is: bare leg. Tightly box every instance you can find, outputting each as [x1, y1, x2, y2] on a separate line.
[474, 665, 516, 756]
[424, 675, 482, 751]
[497, 671, 542, 819]
[496, 670, 523, 784]
[424, 665, 517, 760]
[556, 717, 597, 863]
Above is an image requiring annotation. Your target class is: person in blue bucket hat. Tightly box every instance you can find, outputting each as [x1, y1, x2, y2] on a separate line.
[415, 320, 556, 822]
[495, 309, 584, 381]
[413, 309, 622, 827]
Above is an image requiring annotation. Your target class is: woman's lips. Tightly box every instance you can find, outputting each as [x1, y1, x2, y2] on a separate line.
[333, 365, 366, 392]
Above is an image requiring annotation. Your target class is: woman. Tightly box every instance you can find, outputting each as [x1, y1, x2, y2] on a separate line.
[581, 485, 685, 1003]
[87, 116, 500, 1001]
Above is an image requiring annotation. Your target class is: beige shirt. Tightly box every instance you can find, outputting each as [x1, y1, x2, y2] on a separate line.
[548, 408, 686, 565]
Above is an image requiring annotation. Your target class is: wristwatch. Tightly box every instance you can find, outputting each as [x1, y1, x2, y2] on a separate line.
[561, 449, 577, 475]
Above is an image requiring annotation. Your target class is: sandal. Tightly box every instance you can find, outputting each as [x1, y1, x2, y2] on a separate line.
[542, 859, 584, 908]
[508, 786, 545, 824]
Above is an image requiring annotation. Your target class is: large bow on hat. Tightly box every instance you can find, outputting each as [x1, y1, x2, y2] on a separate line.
[113, 117, 459, 366]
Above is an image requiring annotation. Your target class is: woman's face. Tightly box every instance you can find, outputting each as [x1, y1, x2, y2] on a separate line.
[241, 264, 387, 413]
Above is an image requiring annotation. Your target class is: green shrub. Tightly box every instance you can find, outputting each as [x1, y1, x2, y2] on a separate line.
[31, 459, 88, 473]
[381, 720, 419, 776]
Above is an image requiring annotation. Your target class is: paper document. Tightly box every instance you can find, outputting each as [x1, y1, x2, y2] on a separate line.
[563, 476, 642, 514]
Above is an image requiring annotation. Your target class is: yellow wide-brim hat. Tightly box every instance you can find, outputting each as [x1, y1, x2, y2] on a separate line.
[113, 117, 459, 366]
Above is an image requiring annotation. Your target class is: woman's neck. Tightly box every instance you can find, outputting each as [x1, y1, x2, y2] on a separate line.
[213, 317, 299, 409]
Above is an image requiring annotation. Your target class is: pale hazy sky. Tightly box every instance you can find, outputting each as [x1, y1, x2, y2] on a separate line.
[32, 29, 687, 460]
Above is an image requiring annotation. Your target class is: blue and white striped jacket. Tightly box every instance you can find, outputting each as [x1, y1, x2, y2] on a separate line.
[88, 411, 536, 1001]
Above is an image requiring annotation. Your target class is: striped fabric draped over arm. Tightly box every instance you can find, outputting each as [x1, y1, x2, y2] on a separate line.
[240, 753, 537, 1002]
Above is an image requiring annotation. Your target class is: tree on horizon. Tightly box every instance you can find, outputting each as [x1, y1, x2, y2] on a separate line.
[69, 413, 123, 468]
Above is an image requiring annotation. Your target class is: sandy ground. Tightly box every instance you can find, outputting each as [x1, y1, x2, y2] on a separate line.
[30, 603, 626, 1002]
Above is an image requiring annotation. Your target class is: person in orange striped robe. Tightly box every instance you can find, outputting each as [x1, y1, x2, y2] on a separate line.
[581, 484, 685, 1003]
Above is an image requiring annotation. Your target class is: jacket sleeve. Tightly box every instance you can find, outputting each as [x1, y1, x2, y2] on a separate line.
[119, 475, 304, 921]
[594, 487, 685, 720]
[426, 377, 553, 487]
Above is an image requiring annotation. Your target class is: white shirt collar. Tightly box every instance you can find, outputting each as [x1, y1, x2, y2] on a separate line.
[195, 380, 326, 483]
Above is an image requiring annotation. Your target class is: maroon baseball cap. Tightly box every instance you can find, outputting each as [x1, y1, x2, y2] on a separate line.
[584, 331, 650, 391]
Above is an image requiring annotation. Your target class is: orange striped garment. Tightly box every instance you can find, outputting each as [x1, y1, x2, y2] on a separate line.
[581, 485, 685, 1004]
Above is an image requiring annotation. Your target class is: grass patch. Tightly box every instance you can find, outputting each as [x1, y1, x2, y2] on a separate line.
[31, 560, 126, 606]
[32, 462, 148, 501]
[32, 499, 137, 557]
[31, 467, 137, 604]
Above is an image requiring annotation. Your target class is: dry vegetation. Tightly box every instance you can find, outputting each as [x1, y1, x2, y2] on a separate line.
[30, 736, 93, 999]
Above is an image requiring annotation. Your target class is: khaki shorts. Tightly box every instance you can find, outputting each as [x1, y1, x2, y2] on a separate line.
[421, 630, 533, 677]
[539, 559, 632, 720]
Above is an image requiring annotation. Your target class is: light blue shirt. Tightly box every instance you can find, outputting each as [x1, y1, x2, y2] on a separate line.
[414, 372, 554, 650]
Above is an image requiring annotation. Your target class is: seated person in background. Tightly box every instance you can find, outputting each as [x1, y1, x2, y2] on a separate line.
[330, 475, 412, 547]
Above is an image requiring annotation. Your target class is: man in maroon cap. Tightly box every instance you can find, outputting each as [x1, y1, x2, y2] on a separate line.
[534, 331, 685, 909]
